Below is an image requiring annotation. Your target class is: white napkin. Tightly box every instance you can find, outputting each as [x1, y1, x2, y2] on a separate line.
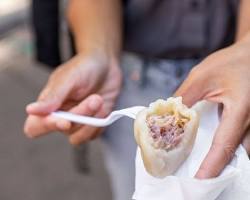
[133, 101, 250, 200]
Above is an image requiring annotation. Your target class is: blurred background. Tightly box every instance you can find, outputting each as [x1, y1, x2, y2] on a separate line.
[0, 1, 112, 199]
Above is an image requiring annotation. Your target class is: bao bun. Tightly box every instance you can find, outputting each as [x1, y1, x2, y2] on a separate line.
[134, 97, 199, 178]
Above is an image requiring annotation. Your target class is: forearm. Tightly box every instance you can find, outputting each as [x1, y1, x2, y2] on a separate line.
[236, 0, 250, 41]
[67, 0, 122, 60]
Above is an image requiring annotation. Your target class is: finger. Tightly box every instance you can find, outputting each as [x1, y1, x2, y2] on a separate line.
[67, 95, 105, 145]
[26, 75, 74, 115]
[195, 104, 247, 179]
[174, 66, 209, 107]
[69, 126, 101, 145]
[68, 109, 105, 145]
[57, 94, 103, 134]
[90, 128, 104, 140]
[55, 118, 72, 132]
[24, 115, 71, 138]
[70, 94, 103, 114]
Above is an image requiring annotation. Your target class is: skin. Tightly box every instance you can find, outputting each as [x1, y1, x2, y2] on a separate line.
[25, 0, 250, 179]
[24, 0, 122, 145]
[175, 0, 250, 179]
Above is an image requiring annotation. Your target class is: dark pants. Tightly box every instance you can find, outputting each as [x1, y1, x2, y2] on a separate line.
[32, 0, 61, 68]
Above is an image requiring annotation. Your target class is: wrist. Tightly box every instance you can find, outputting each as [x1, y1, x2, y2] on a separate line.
[77, 45, 121, 69]
[236, 31, 250, 46]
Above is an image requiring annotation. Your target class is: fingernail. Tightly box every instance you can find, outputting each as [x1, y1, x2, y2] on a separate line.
[89, 99, 101, 111]
[26, 102, 41, 111]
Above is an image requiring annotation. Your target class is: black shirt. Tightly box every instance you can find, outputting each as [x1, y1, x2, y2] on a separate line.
[123, 0, 239, 59]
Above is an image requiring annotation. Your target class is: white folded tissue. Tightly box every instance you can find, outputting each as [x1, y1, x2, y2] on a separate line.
[133, 101, 250, 200]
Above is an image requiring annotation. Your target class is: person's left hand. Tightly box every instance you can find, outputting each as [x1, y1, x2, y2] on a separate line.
[175, 38, 250, 179]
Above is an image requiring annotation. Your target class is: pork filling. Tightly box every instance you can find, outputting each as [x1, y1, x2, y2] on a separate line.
[146, 114, 188, 151]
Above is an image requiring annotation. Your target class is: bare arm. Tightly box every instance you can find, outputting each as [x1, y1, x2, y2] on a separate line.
[67, 0, 122, 60]
[236, 0, 250, 40]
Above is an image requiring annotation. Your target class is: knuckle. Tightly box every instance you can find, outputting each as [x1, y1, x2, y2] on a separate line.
[189, 65, 201, 77]
[227, 101, 250, 130]
[198, 165, 213, 177]
[223, 144, 235, 161]
[212, 142, 235, 162]
[38, 87, 55, 101]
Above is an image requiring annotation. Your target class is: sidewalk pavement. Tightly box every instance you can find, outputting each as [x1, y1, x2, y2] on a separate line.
[0, 26, 112, 200]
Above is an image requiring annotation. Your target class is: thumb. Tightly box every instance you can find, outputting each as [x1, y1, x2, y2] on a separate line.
[26, 78, 74, 115]
[174, 66, 208, 107]
[195, 103, 247, 179]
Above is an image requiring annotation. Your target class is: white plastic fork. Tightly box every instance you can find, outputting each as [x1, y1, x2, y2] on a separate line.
[51, 106, 145, 127]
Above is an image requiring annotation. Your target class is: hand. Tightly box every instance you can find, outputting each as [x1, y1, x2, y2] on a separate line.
[175, 40, 250, 179]
[24, 53, 122, 145]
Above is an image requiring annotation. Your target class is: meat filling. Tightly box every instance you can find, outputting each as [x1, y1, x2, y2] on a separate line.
[146, 114, 188, 151]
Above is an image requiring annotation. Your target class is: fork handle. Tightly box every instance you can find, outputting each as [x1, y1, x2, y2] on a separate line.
[51, 111, 108, 127]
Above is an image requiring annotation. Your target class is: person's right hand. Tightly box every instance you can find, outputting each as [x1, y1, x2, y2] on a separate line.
[24, 53, 122, 145]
